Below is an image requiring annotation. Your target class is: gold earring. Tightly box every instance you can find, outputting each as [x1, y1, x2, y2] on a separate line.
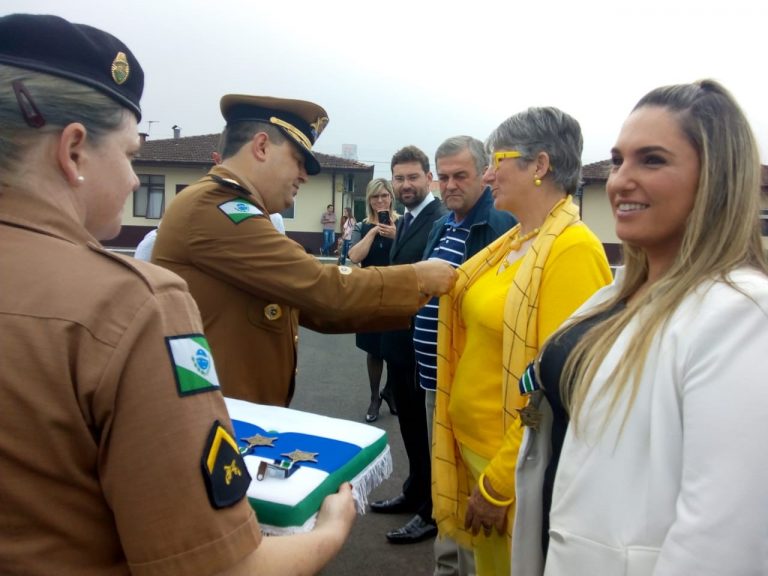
[534, 176, 542, 187]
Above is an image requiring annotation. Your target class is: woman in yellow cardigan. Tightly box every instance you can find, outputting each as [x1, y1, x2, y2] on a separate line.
[432, 107, 612, 575]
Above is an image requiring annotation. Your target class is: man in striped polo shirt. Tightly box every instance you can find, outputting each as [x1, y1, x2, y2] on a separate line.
[414, 135, 516, 575]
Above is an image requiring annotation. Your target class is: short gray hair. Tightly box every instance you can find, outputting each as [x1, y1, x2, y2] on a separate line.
[435, 135, 487, 176]
[486, 106, 583, 194]
[0, 64, 126, 173]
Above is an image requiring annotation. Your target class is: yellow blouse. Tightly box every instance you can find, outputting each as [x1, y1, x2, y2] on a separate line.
[449, 258, 521, 458]
[432, 196, 612, 548]
[449, 224, 613, 496]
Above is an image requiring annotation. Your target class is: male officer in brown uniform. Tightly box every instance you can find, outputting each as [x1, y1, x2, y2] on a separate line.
[0, 13, 358, 575]
[153, 95, 454, 406]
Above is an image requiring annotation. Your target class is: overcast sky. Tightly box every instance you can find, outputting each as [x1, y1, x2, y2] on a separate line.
[7, 0, 768, 177]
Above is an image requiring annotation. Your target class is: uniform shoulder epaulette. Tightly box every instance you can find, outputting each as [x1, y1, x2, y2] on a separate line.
[208, 174, 252, 197]
[86, 242, 187, 295]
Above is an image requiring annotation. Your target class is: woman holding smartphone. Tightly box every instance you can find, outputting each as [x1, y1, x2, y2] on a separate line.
[349, 178, 400, 421]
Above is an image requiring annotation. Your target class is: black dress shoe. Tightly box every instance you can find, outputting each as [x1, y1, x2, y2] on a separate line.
[369, 493, 418, 514]
[386, 515, 437, 544]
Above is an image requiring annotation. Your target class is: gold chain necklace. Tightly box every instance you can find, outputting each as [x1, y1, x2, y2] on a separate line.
[498, 228, 540, 273]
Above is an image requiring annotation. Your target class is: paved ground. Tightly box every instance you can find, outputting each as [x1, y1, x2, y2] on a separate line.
[291, 327, 436, 576]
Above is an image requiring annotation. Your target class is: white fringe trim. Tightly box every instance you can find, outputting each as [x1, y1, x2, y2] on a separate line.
[350, 444, 393, 514]
[260, 444, 393, 536]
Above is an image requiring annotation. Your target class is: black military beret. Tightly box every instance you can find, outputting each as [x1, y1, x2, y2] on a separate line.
[0, 13, 144, 120]
[220, 94, 329, 175]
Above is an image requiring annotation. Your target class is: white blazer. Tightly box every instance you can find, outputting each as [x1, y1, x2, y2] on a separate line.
[541, 267, 768, 576]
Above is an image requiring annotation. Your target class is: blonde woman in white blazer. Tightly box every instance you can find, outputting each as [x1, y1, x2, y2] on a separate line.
[511, 80, 768, 576]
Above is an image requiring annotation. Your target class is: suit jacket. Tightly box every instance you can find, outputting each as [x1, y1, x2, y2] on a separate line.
[153, 165, 421, 406]
[381, 197, 447, 363]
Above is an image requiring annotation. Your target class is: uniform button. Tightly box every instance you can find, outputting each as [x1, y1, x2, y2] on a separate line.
[294, 335, 299, 344]
[264, 304, 282, 320]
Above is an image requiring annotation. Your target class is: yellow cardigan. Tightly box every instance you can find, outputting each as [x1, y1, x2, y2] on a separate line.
[432, 197, 612, 548]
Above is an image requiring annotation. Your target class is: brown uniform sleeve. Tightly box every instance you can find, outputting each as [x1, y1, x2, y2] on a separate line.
[186, 197, 420, 322]
[94, 280, 261, 576]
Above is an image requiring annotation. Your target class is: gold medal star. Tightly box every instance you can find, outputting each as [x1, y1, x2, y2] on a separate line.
[241, 434, 278, 449]
[517, 404, 542, 432]
[281, 449, 319, 463]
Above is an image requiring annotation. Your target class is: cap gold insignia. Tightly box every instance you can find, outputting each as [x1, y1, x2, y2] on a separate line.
[281, 449, 319, 463]
[310, 116, 329, 141]
[264, 304, 283, 321]
[270, 116, 312, 149]
[111, 52, 130, 85]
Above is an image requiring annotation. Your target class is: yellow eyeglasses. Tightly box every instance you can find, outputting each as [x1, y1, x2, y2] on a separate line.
[491, 150, 522, 169]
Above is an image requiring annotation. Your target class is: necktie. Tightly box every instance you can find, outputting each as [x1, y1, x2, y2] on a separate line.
[402, 212, 414, 234]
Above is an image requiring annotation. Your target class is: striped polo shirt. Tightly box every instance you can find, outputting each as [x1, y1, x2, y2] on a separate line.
[413, 212, 473, 391]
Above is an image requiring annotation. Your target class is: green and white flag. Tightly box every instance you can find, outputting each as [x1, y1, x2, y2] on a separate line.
[218, 200, 263, 223]
[166, 335, 221, 395]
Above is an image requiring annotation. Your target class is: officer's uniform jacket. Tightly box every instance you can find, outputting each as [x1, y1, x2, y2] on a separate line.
[153, 165, 420, 406]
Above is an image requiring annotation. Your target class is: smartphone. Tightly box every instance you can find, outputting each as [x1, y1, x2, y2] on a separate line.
[377, 210, 391, 225]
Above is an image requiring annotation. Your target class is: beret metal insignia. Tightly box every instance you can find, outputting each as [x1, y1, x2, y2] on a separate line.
[264, 304, 282, 321]
[111, 51, 130, 85]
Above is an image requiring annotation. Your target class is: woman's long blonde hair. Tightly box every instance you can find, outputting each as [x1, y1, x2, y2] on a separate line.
[559, 79, 767, 430]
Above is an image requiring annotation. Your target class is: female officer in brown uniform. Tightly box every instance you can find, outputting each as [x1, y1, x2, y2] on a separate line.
[0, 14, 356, 575]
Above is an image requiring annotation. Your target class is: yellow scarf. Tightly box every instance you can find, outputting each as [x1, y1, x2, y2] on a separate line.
[432, 196, 581, 548]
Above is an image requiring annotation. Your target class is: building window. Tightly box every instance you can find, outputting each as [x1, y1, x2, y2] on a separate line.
[344, 173, 355, 193]
[175, 184, 187, 194]
[134, 174, 165, 218]
[761, 209, 768, 236]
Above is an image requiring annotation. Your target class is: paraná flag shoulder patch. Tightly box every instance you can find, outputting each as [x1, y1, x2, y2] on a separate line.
[202, 420, 251, 509]
[218, 199, 263, 224]
[165, 334, 221, 396]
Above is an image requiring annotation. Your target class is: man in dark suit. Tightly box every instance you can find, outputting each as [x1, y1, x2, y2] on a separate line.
[371, 146, 447, 544]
